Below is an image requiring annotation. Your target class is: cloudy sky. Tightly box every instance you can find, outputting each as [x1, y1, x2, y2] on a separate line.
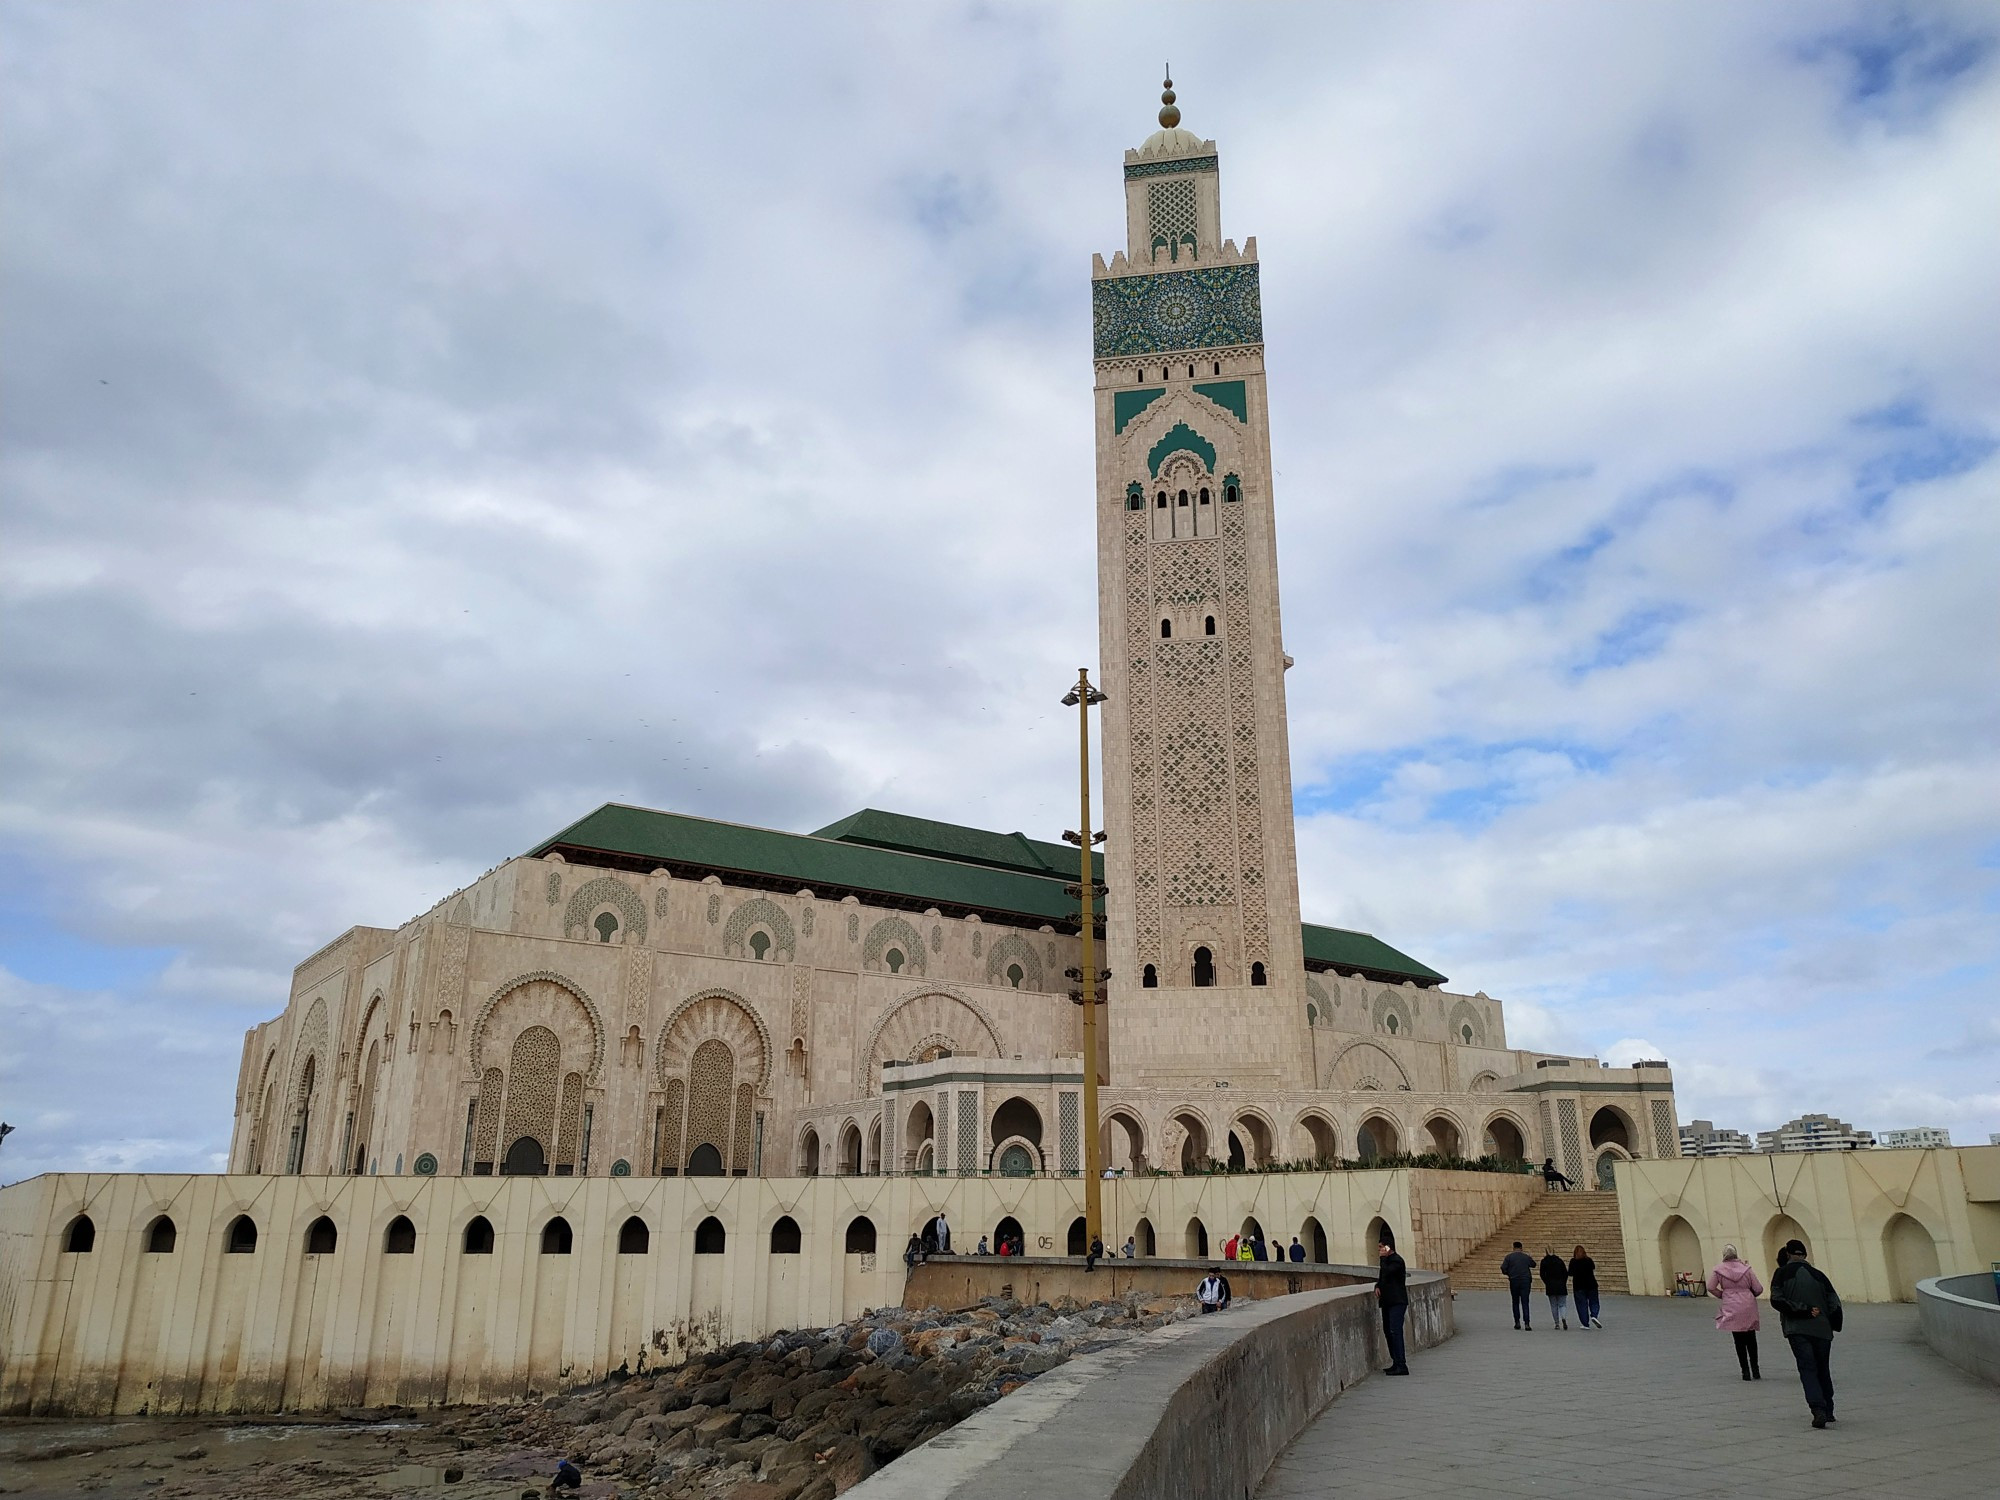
[3, 2, 1996, 1179]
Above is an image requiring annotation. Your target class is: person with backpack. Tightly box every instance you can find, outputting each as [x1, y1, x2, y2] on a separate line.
[1538, 1247, 1571, 1329]
[1768, 1239, 1842, 1427]
[1707, 1244, 1764, 1380]
[1500, 1241, 1536, 1329]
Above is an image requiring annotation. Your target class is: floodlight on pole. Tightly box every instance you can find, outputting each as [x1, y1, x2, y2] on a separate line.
[1061, 667, 1109, 1246]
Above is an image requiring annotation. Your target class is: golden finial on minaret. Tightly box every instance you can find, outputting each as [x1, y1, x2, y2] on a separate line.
[1159, 68, 1180, 128]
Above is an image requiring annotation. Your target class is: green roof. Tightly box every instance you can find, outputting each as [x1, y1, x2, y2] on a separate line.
[1302, 922, 1447, 986]
[530, 803, 1444, 985]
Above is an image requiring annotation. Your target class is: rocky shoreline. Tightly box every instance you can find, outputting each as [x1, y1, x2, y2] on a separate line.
[0, 1291, 1193, 1499]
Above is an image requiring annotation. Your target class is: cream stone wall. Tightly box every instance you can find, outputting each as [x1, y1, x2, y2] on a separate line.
[1615, 1146, 2000, 1302]
[0, 1167, 1529, 1417]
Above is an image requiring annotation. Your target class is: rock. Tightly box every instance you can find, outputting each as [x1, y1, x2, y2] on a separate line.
[693, 1377, 734, 1407]
[809, 1343, 847, 1373]
[695, 1409, 743, 1443]
[665, 1403, 713, 1432]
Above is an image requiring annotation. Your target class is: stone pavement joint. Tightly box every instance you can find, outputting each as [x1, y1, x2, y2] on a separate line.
[1258, 1290, 2000, 1500]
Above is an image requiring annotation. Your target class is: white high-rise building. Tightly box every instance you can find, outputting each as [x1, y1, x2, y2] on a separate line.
[1756, 1113, 1875, 1153]
[1679, 1119, 1754, 1156]
[1878, 1127, 1951, 1149]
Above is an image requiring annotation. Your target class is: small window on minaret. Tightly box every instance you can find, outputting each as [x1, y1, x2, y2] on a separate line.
[1225, 484, 1240, 503]
[1135, 369, 1145, 384]
[1250, 962, 1267, 987]
[1192, 947, 1216, 988]
[1213, 362, 1221, 376]
[1177, 490, 1188, 507]
[1142, 964, 1158, 989]
[1199, 488, 1210, 505]
[1204, 616, 1216, 636]
[1156, 492, 1168, 509]
[1187, 364, 1195, 378]
[1160, 619, 1172, 639]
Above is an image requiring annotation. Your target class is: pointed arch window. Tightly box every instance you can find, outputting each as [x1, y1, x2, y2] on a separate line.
[1142, 964, 1158, 989]
[383, 1215, 416, 1254]
[463, 1216, 495, 1254]
[1250, 962, 1267, 986]
[1192, 947, 1216, 988]
[63, 1216, 95, 1253]
[1160, 619, 1172, 639]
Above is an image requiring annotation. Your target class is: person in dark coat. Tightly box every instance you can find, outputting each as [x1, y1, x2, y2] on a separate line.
[1084, 1234, 1104, 1272]
[1769, 1239, 1842, 1428]
[1542, 1157, 1574, 1191]
[1376, 1235, 1411, 1374]
[1570, 1244, 1602, 1328]
[1289, 1236, 1305, 1263]
[550, 1457, 583, 1493]
[1538, 1248, 1571, 1328]
[1500, 1241, 1536, 1329]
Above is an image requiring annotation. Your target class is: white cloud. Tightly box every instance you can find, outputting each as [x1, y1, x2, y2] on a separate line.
[2, 2, 1997, 1169]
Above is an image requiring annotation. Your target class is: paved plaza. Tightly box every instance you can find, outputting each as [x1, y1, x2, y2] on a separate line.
[1259, 1290, 2000, 1500]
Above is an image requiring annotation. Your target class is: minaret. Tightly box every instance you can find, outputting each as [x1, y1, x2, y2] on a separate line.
[1093, 79, 1310, 1090]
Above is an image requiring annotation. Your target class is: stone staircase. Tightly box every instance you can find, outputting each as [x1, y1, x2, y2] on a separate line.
[1448, 1191, 1629, 1293]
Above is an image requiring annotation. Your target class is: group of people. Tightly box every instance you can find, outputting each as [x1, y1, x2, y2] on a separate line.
[1709, 1238, 1845, 1429]
[1497, 1241, 1604, 1330]
[1218, 1229, 1310, 1262]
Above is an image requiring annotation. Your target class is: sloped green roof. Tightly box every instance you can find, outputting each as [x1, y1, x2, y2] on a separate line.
[810, 807, 1103, 883]
[1302, 922, 1446, 985]
[530, 803, 1444, 985]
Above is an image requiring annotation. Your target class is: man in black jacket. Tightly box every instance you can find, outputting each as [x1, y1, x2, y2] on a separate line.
[1500, 1242, 1536, 1329]
[1377, 1236, 1411, 1375]
[1769, 1239, 1843, 1428]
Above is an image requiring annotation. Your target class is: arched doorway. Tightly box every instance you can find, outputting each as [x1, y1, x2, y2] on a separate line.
[1483, 1116, 1525, 1162]
[1302, 1216, 1328, 1263]
[1104, 1111, 1146, 1173]
[838, 1121, 862, 1176]
[687, 1142, 725, 1177]
[501, 1136, 547, 1176]
[799, 1128, 820, 1176]
[1762, 1215, 1809, 1274]
[1357, 1115, 1400, 1162]
[1423, 1115, 1462, 1158]
[1227, 1130, 1247, 1170]
[1588, 1107, 1633, 1152]
[991, 1097, 1044, 1148]
[1240, 1216, 1265, 1257]
[997, 1143, 1036, 1176]
[993, 1215, 1024, 1257]
[1364, 1215, 1393, 1254]
[1067, 1217, 1088, 1255]
[905, 1101, 934, 1173]
[1172, 1111, 1210, 1173]
[1883, 1214, 1941, 1301]
[1594, 1147, 1627, 1192]
[1134, 1217, 1156, 1256]
[1295, 1113, 1337, 1164]
[1185, 1217, 1208, 1258]
[1659, 1215, 1703, 1289]
[1234, 1114, 1275, 1168]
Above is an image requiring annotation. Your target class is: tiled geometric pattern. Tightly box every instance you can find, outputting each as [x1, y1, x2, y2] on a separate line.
[984, 932, 1045, 991]
[554, 1071, 583, 1171]
[501, 1025, 561, 1159]
[862, 915, 927, 975]
[1147, 178, 1199, 255]
[685, 1038, 735, 1168]
[1124, 155, 1217, 180]
[473, 1067, 503, 1167]
[1092, 263, 1262, 356]
[1651, 1098, 1679, 1157]
[1537, 1098, 1556, 1165]
[656, 1079, 684, 1175]
[957, 1088, 979, 1175]
[434, 900, 471, 1029]
[731, 1082, 754, 1174]
[563, 876, 647, 944]
[789, 968, 812, 1046]
[722, 896, 796, 960]
[1221, 509, 1267, 962]
[1058, 1091, 1080, 1175]
[287, 998, 329, 1161]
[1557, 1097, 1584, 1181]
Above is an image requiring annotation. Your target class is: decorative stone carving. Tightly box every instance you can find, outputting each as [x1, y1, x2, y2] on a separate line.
[563, 876, 646, 944]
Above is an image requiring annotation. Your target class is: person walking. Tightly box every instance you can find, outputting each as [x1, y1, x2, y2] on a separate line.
[1376, 1235, 1411, 1375]
[1289, 1236, 1305, 1263]
[1196, 1268, 1227, 1314]
[1769, 1239, 1842, 1428]
[1570, 1244, 1602, 1328]
[1707, 1244, 1763, 1380]
[1538, 1247, 1571, 1329]
[1222, 1232, 1240, 1261]
[1500, 1241, 1536, 1329]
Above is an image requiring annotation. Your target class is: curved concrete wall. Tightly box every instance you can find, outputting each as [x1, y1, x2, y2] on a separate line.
[1917, 1273, 2000, 1385]
[846, 1273, 1452, 1500]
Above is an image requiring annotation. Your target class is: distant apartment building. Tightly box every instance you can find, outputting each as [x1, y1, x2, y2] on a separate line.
[1679, 1118, 1755, 1156]
[1756, 1112, 1875, 1153]
[1877, 1127, 1951, 1150]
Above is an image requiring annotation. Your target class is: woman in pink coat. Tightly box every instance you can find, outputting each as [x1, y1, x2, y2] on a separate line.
[1707, 1244, 1764, 1379]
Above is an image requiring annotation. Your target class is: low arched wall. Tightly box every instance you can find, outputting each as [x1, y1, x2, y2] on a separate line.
[1916, 1273, 2000, 1385]
[847, 1271, 1452, 1500]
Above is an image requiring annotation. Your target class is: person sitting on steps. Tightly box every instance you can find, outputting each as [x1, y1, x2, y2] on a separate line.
[1542, 1157, 1575, 1192]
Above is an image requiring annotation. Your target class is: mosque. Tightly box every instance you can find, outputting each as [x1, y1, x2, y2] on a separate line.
[228, 82, 1681, 1209]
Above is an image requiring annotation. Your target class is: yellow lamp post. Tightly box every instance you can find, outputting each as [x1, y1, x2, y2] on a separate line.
[1061, 668, 1108, 1246]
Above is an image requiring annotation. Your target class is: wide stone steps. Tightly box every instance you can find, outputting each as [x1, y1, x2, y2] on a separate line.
[1448, 1193, 1629, 1293]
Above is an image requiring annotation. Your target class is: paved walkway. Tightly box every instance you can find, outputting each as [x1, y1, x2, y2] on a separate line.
[1259, 1290, 2000, 1500]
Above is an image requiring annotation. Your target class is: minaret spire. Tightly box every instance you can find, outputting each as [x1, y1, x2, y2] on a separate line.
[1159, 70, 1180, 128]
